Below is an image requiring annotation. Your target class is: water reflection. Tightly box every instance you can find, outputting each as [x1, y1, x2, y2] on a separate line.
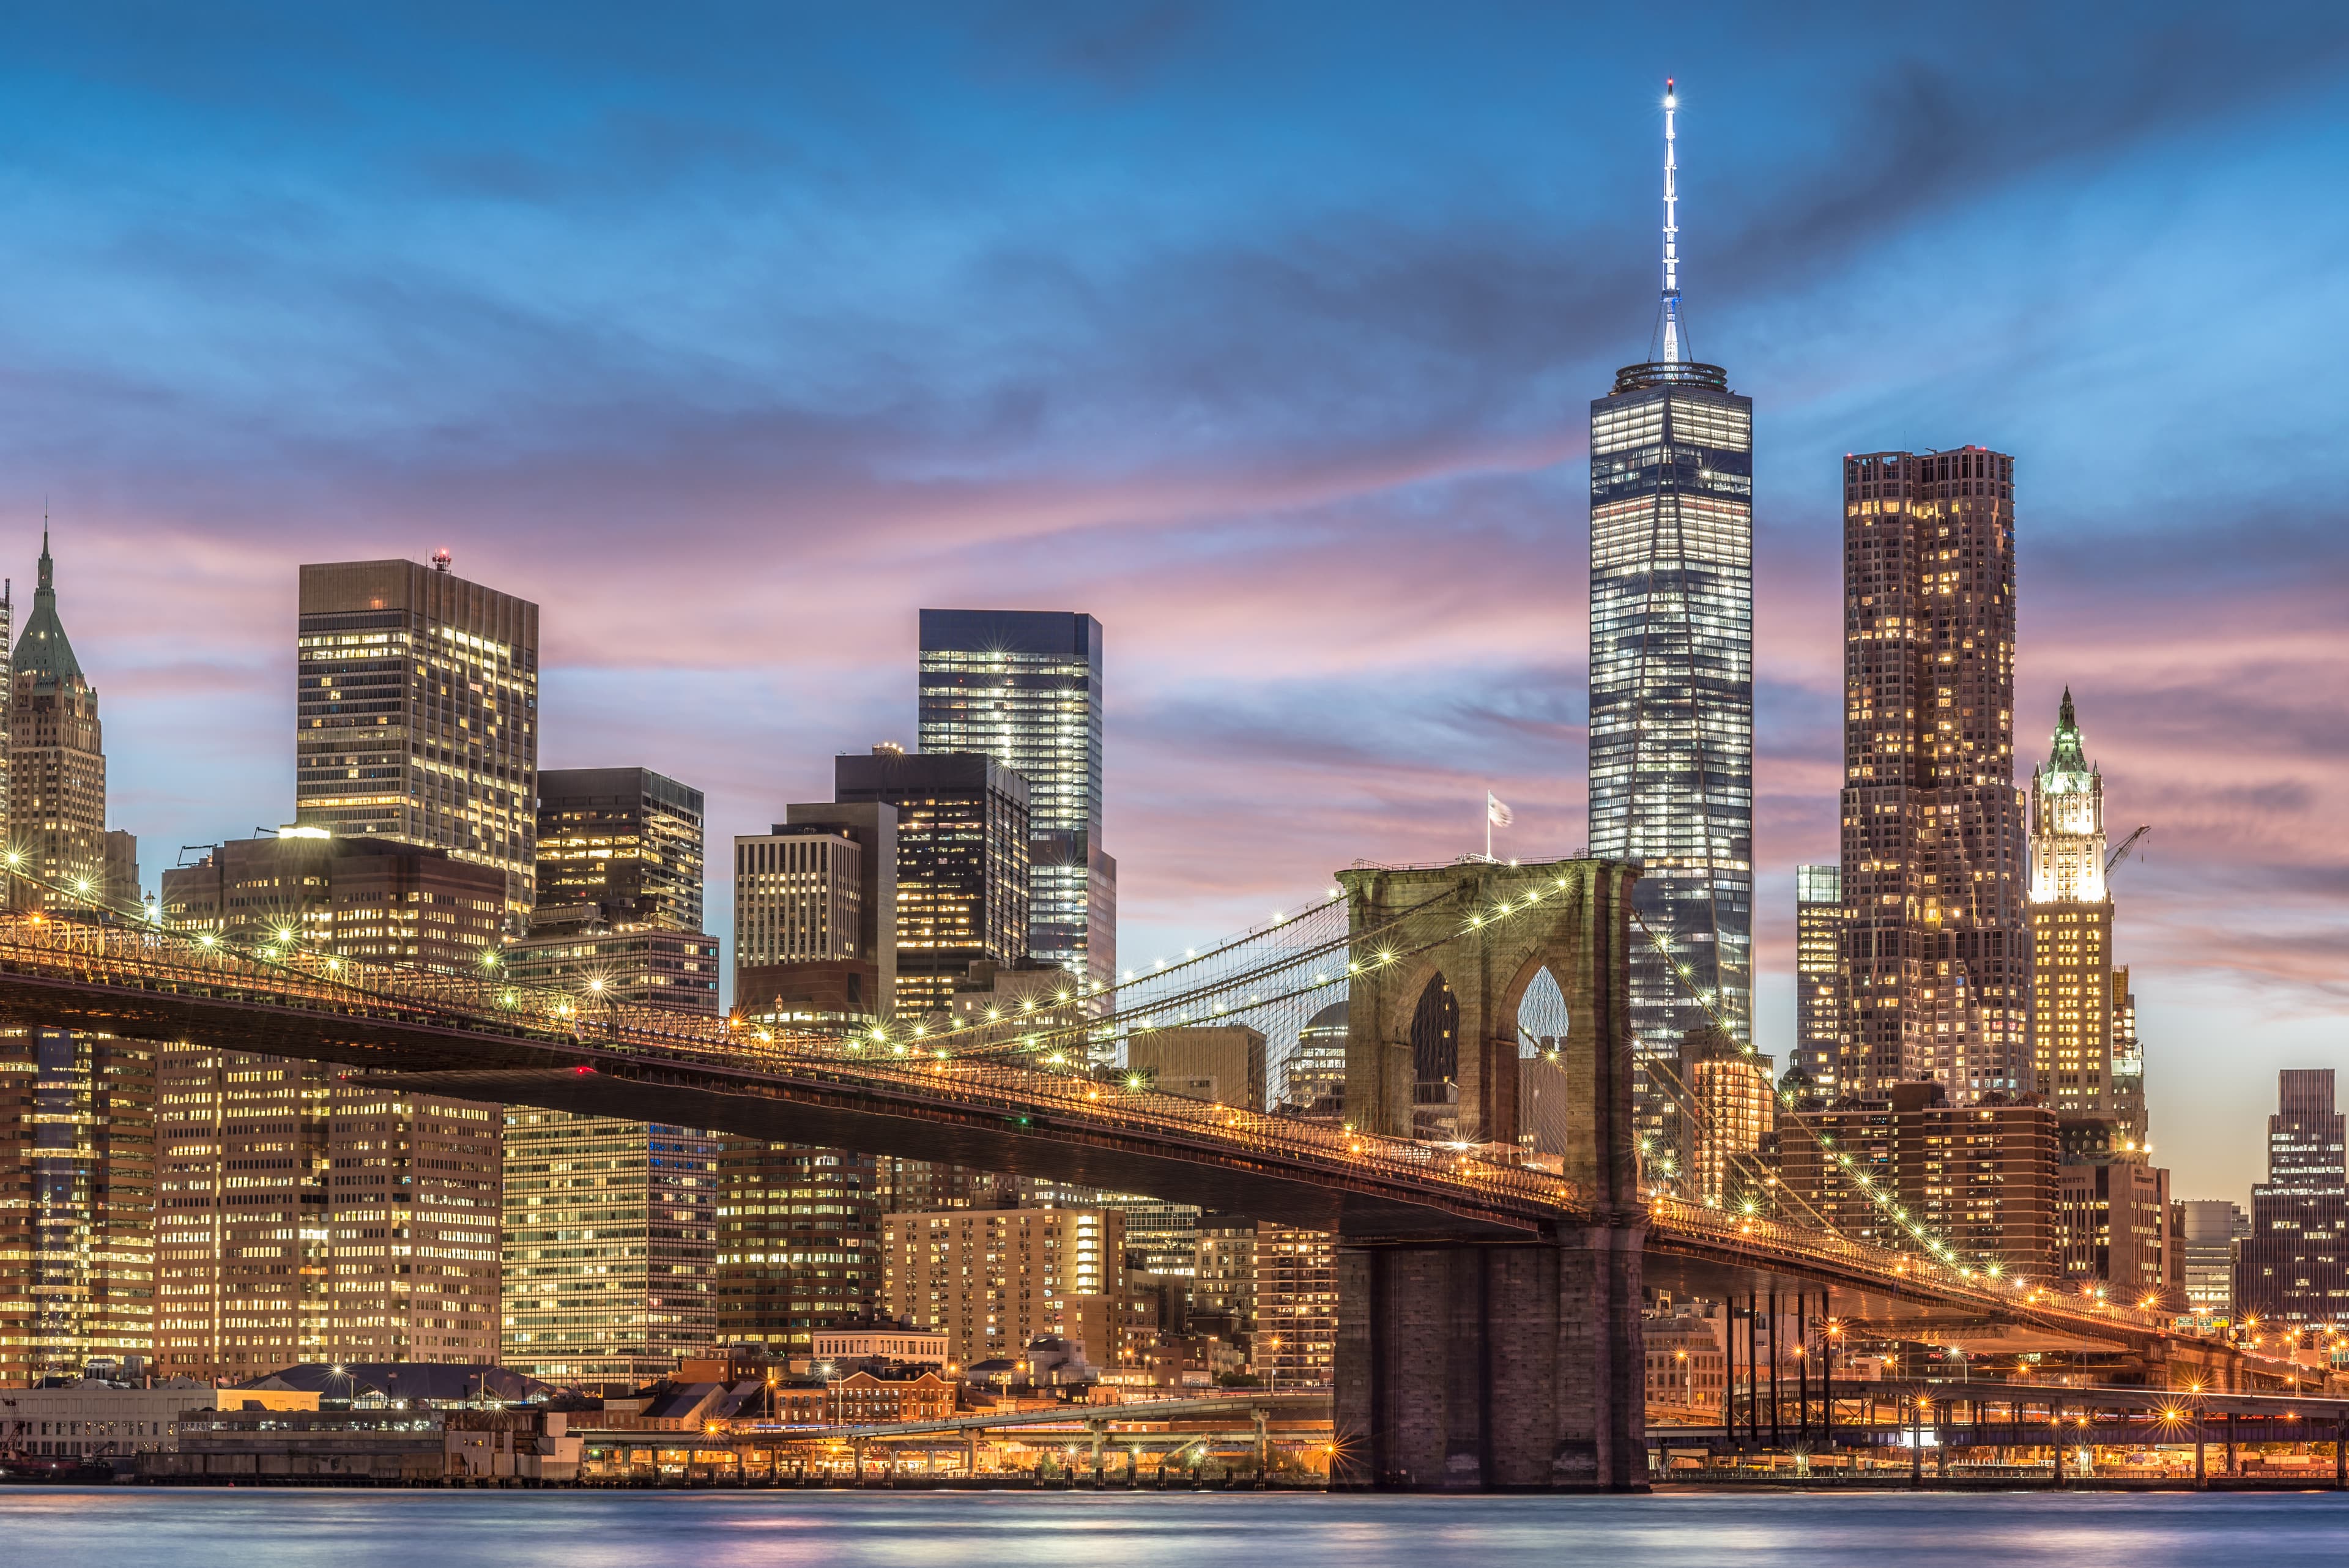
[7, 1489, 2349, 1568]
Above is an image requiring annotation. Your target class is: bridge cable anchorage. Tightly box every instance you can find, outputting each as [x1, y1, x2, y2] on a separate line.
[1626, 907, 2143, 1326]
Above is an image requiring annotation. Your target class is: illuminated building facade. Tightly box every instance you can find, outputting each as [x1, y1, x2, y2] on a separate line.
[153, 1063, 502, 1380]
[1252, 1224, 1337, 1387]
[1283, 1000, 1349, 1114]
[2176, 1198, 2240, 1317]
[533, 767, 704, 931]
[1777, 1082, 2058, 1277]
[160, 831, 506, 967]
[2235, 1069, 2349, 1326]
[9, 533, 107, 905]
[153, 837, 506, 1381]
[0, 1028, 154, 1383]
[500, 1113, 717, 1388]
[918, 609, 1115, 992]
[1794, 864, 1849, 1092]
[715, 1144, 882, 1358]
[2027, 689, 2124, 1124]
[834, 749, 1030, 1019]
[881, 1206, 1121, 1370]
[1666, 1027, 1773, 1208]
[1589, 352, 1753, 1122]
[1838, 447, 2027, 1101]
[2058, 1157, 2170, 1301]
[294, 557, 539, 927]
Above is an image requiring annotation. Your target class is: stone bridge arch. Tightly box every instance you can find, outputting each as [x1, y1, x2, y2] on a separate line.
[1338, 856, 1639, 1209]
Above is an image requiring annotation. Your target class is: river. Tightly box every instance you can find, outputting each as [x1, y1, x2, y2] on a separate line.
[5, 1487, 2348, 1566]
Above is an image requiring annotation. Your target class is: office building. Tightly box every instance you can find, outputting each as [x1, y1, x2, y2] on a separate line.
[9, 533, 107, 905]
[1252, 1224, 1336, 1387]
[2111, 967, 2147, 1148]
[1778, 1083, 2058, 1277]
[2177, 1199, 2241, 1317]
[880, 1206, 1122, 1369]
[918, 609, 1115, 990]
[153, 836, 507, 1381]
[2027, 691, 2128, 1127]
[2058, 1157, 2171, 1303]
[1127, 1025, 1267, 1112]
[294, 556, 539, 926]
[161, 830, 507, 969]
[534, 767, 705, 931]
[500, 1115, 718, 1388]
[1190, 1222, 1256, 1340]
[1838, 447, 2027, 1100]
[1283, 1000, 1348, 1113]
[833, 748, 1030, 1018]
[714, 1145, 883, 1358]
[1587, 91, 1754, 1110]
[1794, 864, 1849, 1092]
[154, 1061, 502, 1380]
[2235, 1069, 2349, 1325]
[500, 920, 721, 1014]
[103, 830, 139, 911]
[0, 1028, 155, 1383]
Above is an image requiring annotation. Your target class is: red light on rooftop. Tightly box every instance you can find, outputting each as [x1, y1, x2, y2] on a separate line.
[574, 1065, 593, 1075]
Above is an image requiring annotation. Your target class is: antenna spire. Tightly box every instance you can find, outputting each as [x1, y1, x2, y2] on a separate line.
[1660, 76, 1682, 364]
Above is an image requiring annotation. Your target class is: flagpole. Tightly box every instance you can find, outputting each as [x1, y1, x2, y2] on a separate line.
[1485, 793, 1492, 863]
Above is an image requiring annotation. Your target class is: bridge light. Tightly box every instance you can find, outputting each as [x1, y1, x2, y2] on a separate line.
[199, 932, 218, 947]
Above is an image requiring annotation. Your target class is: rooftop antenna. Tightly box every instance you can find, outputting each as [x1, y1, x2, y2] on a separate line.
[1659, 76, 1683, 365]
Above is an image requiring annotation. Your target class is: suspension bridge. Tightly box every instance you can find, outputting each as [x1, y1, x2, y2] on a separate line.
[0, 853, 2268, 1491]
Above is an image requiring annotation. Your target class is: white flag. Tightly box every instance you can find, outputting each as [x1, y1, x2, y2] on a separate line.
[1487, 793, 1513, 828]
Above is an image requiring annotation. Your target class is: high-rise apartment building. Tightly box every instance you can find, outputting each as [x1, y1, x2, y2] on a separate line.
[0, 1028, 155, 1383]
[1252, 1224, 1337, 1387]
[534, 767, 705, 931]
[1838, 447, 2027, 1101]
[714, 1144, 883, 1358]
[1777, 1082, 2057, 1277]
[2235, 1069, 2349, 1325]
[1666, 1027, 1773, 1208]
[1794, 864, 1849, 1092]
[9, 534, 106, 904]
[1588, 91, 1753, 1094]
[2058, 1158, 2170, 1302]
[2027, 691, 2126, 1126]
[1283, 1000, 1348, 1114]
[153, 835, 507, 1381]
[881, 1206, 1121, 1369]
[918, 610, 1115, 990]
[834, 749, 1030, 1018]
[294, 557, 539, 927]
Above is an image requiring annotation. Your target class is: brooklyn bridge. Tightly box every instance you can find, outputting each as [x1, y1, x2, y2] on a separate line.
[0, 855, 2283, 1491]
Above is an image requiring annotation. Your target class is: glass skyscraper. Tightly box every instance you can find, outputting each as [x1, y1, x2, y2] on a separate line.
[916, 610, 1113, 990]
[1587, 354, 1754, 1072]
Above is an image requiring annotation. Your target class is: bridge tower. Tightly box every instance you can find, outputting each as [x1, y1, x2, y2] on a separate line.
[1332, 857, 1646, 1491]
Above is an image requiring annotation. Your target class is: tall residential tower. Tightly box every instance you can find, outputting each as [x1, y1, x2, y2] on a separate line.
[1838, 447, 2027, 1100]
[1589, 81, 1754, 1093]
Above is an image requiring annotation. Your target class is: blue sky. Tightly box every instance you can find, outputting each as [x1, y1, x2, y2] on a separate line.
[1, 3, 2345, 1202]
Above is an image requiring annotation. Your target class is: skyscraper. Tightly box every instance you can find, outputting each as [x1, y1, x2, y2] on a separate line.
[2235, 1069, 2349, 1326]
[294, 556, 540, 927]
[834, 747, 1031, 1018]
[534, 767, 705, 931]
[1838, 447, 2027, 1100]
[1588, 83, 1754, 1098]
[1794, 864, 1849, 1093]
[0, 1028, 155, 1383]
[917, 610, 1115, 990]
[2027, 690, 2123, 1125]
[9, 532, 106, 904]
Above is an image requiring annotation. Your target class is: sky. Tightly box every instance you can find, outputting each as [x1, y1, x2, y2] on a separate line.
[0, 2, 2343, 1205]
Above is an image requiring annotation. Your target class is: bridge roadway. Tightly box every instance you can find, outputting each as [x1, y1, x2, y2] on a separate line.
[0, 910, 2197, 1359]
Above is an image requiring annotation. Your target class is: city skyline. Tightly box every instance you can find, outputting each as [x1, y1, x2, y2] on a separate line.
[0, 10, 2343, 1211]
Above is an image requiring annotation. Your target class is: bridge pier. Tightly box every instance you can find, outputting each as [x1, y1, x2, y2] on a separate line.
[1332, 1222, 1646, 1492]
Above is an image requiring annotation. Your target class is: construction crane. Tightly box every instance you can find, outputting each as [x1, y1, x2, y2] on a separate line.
[2106, 825, 2151, 876]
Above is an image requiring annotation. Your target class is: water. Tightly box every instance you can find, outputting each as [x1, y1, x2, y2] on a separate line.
[6, 1487, 2349, 1566]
